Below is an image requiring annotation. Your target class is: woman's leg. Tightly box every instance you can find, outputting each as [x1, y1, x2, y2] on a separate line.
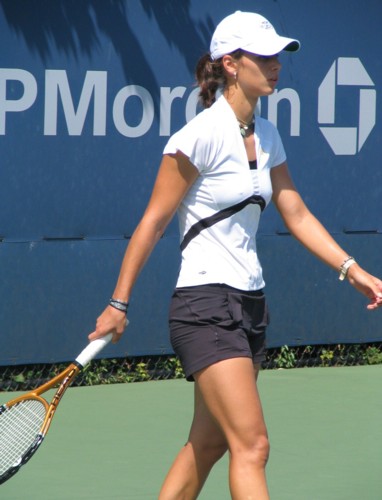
[159, 383, 228, 499]
[195, 358, 270, 500]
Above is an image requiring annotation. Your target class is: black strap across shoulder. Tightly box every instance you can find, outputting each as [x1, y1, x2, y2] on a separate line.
[180, 194, 266, 252]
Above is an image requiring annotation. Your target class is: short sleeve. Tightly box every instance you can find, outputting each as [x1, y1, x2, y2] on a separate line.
[266, 121, 286, 167]
[271, 127, 287, 167]
[163, 110, 216, 174]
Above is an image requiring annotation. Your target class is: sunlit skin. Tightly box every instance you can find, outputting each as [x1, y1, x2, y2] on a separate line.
[223, 52, 281, 124]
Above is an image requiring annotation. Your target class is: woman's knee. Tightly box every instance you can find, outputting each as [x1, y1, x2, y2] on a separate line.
[230, 434, 270, 468]
[253, 434, 270, 466]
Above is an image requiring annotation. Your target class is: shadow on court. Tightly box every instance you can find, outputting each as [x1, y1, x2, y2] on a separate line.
[1, 365, 381, 499]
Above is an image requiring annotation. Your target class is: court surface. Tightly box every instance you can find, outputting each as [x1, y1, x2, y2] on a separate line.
[1, 365, 381, 499]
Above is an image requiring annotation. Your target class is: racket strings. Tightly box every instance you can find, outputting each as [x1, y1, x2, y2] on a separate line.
[0, 399, 47, 475]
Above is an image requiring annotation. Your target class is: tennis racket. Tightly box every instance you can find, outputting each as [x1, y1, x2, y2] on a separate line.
[0, 333, 112, 485]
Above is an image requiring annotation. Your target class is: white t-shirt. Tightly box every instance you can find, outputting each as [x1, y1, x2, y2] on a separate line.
[163, 95, 286, 291]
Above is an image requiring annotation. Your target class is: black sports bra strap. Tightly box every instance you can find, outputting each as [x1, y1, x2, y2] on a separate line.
[180, 194, 266, 252]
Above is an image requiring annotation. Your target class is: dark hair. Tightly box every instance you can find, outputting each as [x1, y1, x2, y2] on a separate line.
[195, 49, 244, 108]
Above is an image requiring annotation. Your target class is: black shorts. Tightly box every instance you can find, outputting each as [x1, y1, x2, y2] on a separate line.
[169, 283, 269, 381]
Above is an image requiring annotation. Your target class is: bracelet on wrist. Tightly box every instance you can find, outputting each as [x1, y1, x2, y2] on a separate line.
[109, 298, 129, 313]
[338, 257, 356, 281]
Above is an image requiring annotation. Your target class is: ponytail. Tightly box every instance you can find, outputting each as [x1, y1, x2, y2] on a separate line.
[195, 50, 244, 108]
[195, 53, 224, 108]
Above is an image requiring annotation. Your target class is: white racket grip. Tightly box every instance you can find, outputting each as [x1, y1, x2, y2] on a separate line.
[75, 333, 113, 368]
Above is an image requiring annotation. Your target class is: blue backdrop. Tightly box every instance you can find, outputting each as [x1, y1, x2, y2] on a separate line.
[0, 0, 381, 364]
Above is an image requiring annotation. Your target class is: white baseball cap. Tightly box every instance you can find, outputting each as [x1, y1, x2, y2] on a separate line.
[210, 11, 300, 60]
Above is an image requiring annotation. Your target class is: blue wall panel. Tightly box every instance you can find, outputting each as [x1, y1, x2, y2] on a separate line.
[0, 0, 381, 364]
[0, 236, 180, 364]
[258, 234, 382, 347]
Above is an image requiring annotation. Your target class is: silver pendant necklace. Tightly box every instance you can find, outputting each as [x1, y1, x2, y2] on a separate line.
[237, 118, 255, 137]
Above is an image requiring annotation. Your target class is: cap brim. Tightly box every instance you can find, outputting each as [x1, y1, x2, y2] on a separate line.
[243, 36, 300, 56]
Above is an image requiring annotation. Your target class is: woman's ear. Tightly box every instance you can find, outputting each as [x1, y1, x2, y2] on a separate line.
[222, 54, 238, 79]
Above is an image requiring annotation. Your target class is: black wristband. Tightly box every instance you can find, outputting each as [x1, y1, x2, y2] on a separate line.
[109, 298, 129, 313]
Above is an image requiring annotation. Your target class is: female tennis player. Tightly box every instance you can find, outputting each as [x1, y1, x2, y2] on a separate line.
[89, 11, 382, 499]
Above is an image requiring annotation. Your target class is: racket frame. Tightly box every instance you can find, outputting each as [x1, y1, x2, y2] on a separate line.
[0, 334, 112, 485]
[0, 363, 80, 484]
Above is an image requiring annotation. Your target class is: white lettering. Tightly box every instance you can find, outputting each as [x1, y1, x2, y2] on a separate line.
[113, 85, 154, 138]
[0, 68, 307, 139]
[0, 69, 37, 135]
[44, 70, 107, 136]
[268, 88, 301, 136]
[160, 86, 186, 136]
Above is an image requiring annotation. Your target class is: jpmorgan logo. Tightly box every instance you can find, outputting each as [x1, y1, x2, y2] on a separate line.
[0, 60, 377, 155]
[318, 58, 376, 155]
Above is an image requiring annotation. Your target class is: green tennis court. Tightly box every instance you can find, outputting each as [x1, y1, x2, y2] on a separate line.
[1, 365, 381, 499]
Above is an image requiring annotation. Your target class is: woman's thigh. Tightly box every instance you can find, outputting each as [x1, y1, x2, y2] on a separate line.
[194, 357, 267, 448]
[188, 383, 228, 457]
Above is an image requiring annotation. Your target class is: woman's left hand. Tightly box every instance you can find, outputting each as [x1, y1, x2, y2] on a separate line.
[347, 264, 382, 310]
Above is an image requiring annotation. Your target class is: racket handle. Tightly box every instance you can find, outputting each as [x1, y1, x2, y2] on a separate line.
[75, 333, 113, 367]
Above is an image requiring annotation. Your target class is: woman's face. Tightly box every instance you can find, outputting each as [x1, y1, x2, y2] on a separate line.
[235, 52, 282, 98]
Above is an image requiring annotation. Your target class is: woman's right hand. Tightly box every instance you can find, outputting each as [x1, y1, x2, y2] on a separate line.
[88, 305, 129, 344]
